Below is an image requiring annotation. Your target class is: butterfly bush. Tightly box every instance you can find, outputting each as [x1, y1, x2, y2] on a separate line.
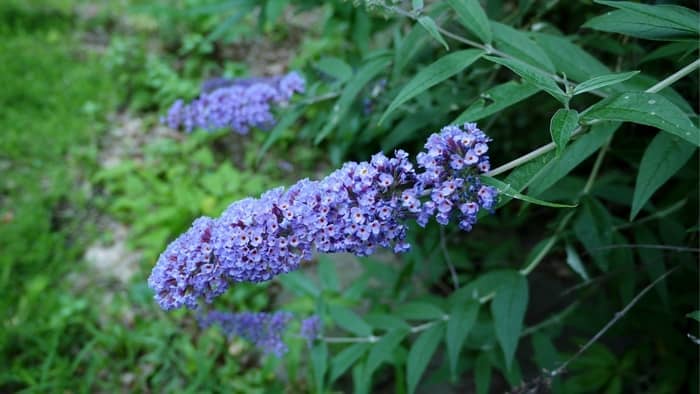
[199, 311, 294, 356]
[148, 123, 497, 311]
[163, 71, 305, 134]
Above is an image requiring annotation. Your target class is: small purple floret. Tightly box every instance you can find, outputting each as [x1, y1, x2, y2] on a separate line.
[300, 316, 322, 347]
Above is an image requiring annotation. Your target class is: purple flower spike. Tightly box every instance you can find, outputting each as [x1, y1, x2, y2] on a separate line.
[164, 71, 305, 134]
[148, 123, 498, 311]
[199, 311, 294, 357]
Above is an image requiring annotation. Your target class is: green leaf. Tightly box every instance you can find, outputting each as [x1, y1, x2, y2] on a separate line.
[531, 333, 561, 371]
[574, 197, 613, 271]
[529, 122, 620, 195]
[330, 343, 370, 382]
[446, 301, 479, 379]
[381, 112, 435, 151]
[491, 22, 555, 72]
[412, 0, 424, 12]
[352, 362, 370, 394]
[550, 109, 580, 155]
[365, 313, 411, 331]
[573, 71, 640, 96]
[365, 328, 410, 377]
[417, 16, 449, 50]
[316, 56, 391, 143]
[311, 342, 328, 393]
[406, 325, 444, 394]
[641, 41, 698, 64]
[278, 271, 320, 297]
[584, 5, 699, 41]
[446, 0, 492, 44]
[206, 3, 256, 41]
[583, 92, 699, 146]
[687, 311, 700, 322]
[631, 132, 695, 219]
[453, 80, 539, 123]
[394, 301, 445, 321]
[491, 271, 528, 371]
[634, 227, 669, 307]
[329, 305, 372, 336]
[565, 242, 590, 281]
[480, 176, 577, 208]
[474, 352, 492, 394]
[485, 55, 568, 104]
[531, 32, 611, 83]
[452, 269, 514, 303]
[318, 256, 340, 292]
[595, 0, 700, 34]
[380, 49, 483, 124]
[314, 57, 353, 83]
[394, 25, 431, 80]
[503, 151, 557, 194]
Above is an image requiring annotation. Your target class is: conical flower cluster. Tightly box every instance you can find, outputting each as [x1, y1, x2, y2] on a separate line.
[148, 123, 498, 311]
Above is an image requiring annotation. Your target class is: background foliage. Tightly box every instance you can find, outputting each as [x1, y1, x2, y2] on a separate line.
[0, 0, 698, 393]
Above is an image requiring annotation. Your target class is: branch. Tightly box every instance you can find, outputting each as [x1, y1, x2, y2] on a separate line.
[511, 266, 680, 394]
[551, 266, 679, 376]
[486, 58, 700, 177]
[321, 315, 448, 343]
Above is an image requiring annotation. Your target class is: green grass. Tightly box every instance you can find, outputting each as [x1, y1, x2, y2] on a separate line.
[0, 6, 290, 392]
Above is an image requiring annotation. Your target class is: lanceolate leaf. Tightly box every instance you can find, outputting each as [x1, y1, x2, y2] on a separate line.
[491, 22, 555, 72]
[380, 49, 483, 124]
[453, 80, 540, 123]
[529, 122, 620, 195]
[584, 9, 698, 41]
[474, 353, 492, 394]
[574, 197, 613, 272]
[532, 32, 611, 83]
[318, 256, 340, 292]
[565, 242, 590, 281]
[491, 271, 528, 371]
[329, 305, 372, 336]
[687, 311, 700, 323]
[582, 92, 700, 146]
[381, 112, 435, 151]
[316, 56, 391, 143]
[417, 16, 450, 50]
[314, 57, 353, 83]
[573, 71, 640, 96]
[406, 324, 444, 394]
[330, 343, 370, 382]
[394, 301, 445, 321]
[630, 132, 695, 219]
[634, 227, 669, 307]
[550, 109, 579, 155]
[365, 328, 410, 377]
[311, 343, 328, 393]
[446, 300, 479, 379]
[447, 0, 492, 44]
[258, 106, 303, 159]
[394, 25, 431, 79]
[485, 55, 568, 104]
[481, 176, 577, 208]
[595, 0, 699, 34]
